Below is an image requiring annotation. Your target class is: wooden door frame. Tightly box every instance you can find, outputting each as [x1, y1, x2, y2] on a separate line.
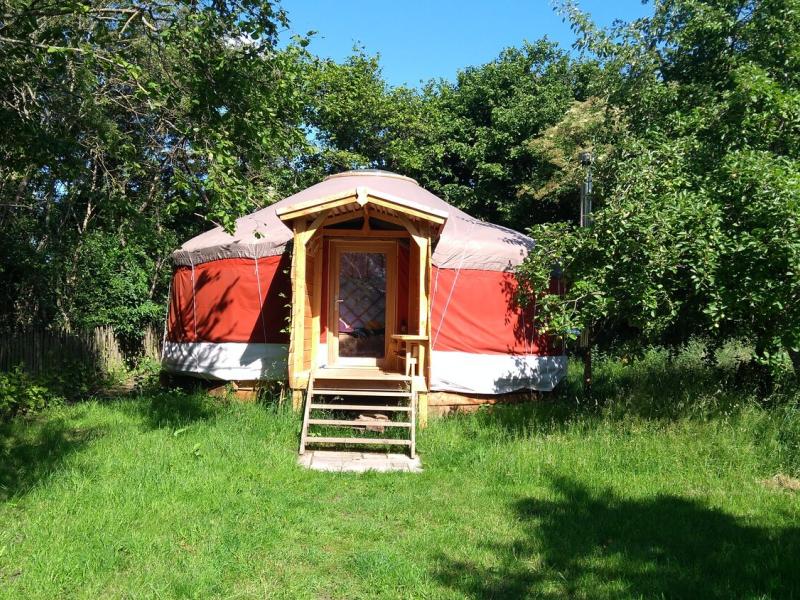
[327, 239, 398, 368]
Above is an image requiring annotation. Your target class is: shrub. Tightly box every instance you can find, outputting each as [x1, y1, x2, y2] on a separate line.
[0, 366, 61, 420]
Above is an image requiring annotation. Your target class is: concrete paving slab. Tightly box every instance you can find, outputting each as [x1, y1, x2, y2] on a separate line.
[298, 450, 422, 473]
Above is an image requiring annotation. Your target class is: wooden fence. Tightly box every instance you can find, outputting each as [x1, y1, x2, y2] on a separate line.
[0, 324, 162, 376]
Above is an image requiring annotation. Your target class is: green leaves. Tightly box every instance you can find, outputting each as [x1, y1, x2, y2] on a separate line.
[0, 1, 309, 331]
[518, 0, 800, 377]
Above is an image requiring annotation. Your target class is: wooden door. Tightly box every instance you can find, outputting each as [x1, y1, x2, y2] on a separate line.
[328, 240, 397, 367]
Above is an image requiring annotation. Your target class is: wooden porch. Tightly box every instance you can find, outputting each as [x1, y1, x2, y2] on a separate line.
[275, 181, 447, 455]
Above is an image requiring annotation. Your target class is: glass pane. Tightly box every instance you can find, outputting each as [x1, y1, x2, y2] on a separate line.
[338, 252, 386, 358]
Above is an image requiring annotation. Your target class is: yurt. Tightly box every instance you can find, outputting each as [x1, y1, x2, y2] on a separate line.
[163, 170, 566, 421]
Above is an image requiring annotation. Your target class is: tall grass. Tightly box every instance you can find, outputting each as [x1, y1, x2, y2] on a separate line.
[0, 343, 798, 598]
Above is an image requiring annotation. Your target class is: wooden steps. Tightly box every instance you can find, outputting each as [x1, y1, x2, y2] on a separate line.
[308, 419, 412, 428]
[312, 389, 411, 397]
[308, 437, 411, 446]
[309, 403, 411, 411]
[299, 368, 417, 458]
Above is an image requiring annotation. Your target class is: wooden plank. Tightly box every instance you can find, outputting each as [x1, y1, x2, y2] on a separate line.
[276, 189, 358, 220]
[418, 392, 429, 429]
[292, 389, 304, 412]
[312, 389, 411, 397]
[366, 196, 447, 224]
[305, 437, 411, 446]
[311, 235, 324, 370]
[321, 229, 409, 239]
[299, 373, 314, 453]
[365, 188, 449, 220]
[314, 371, 411, 382]
[418, 227, 431, 428]
[424, 226, 433, 386]
[277, 186, 448, 224]
[310, 403, 411, 411]
[417, 235, 429, 337]
[289, 220, 307, 387]
[308, 419, 411, 428]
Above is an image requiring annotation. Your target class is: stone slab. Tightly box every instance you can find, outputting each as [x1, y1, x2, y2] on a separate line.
[298, 450, 423, 473]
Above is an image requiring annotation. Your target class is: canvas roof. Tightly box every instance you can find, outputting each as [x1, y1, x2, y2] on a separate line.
[172, 170, 534, 272]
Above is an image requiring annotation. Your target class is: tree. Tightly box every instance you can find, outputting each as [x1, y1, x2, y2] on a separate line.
[0, 1, 310, 333]
[518, 0, 800, 377]
[414, 40, 593, 228]
[307, 41, 593, 229]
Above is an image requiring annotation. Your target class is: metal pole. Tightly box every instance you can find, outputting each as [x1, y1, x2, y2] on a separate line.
[578, 151, 593, 393]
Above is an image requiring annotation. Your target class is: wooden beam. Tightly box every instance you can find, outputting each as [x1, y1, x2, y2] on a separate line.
[291, 210, 329, 386]
[418, 392, 428, 429]
[368, 196, 447, 225]
[311, 237, 323, 370]
[320, 229, 409, 239]
[276, 188, 358, 220]
[417, 224, 432, 428]
[417, 231, 429, 354]
[304, 210, 330, 242]
[281, 197, 357, 221]
[287, 224, 298, 386]
[424, 224, 433, 394]
[289, 220, 307, 390]
[365, 189, 449, 222]
[396, 213, 422, 242]
[277, 186, 448, 226]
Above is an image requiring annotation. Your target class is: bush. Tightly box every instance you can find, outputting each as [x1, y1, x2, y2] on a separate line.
[0, 366, 61, 420]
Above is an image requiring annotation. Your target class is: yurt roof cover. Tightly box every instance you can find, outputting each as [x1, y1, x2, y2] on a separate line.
[172, 170, 534, 272]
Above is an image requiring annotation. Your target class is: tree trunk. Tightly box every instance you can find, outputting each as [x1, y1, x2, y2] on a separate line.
[583, 344, 592, 395]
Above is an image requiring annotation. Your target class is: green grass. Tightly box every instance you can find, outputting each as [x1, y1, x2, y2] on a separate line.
[1, 348, 799, 599]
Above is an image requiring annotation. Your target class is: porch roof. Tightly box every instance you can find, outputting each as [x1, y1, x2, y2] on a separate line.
[275, 186, 449, 228]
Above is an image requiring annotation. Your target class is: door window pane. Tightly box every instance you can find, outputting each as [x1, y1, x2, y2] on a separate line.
[338, 252, 386, 358]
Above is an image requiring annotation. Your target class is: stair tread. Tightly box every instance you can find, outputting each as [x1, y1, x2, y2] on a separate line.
[310, 403, 411, 411]
[306, 436, 412, 446]
[313, 389, 411, 397]
[308, 418, 411, 428]
[314, 369, 410, 382]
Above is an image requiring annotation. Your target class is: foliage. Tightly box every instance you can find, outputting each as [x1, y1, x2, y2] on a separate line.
[2, 0, 798, 384]
[0, 366, 59, 419]
[307, 41, 593, 227]
[518, 0, 800, 377]
[0, 0, 310, 332]
[415, 41, 596, 227]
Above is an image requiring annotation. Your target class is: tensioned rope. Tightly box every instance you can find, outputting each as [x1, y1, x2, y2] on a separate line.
[431, 220, 475, 350]
[253, 257, 268, 344]
[159, 277, 172, 362]
[189, 255, 200, 373]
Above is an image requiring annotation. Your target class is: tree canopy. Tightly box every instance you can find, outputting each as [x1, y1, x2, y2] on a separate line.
[1, 0, 798, 376]
[518, 0, 800, 374]
[0, 0, 308, 333]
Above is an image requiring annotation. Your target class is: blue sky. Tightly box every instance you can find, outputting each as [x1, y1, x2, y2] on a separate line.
[277, 0, 652, 87]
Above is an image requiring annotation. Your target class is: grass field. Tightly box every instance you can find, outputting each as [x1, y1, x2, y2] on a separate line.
[1, 347, 799, 599]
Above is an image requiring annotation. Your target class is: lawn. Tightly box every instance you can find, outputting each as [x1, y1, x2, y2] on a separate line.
[1, 349, 799, 599]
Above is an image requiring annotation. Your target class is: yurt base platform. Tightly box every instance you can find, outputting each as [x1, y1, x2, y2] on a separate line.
[298, 450, 423, 473]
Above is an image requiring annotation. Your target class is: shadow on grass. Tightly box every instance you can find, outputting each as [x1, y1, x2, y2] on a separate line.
[134, 389, 222, 431]
[465, 348, 794, 439]
[0, 417, 99, 501]
[435, 475, 800, 598]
